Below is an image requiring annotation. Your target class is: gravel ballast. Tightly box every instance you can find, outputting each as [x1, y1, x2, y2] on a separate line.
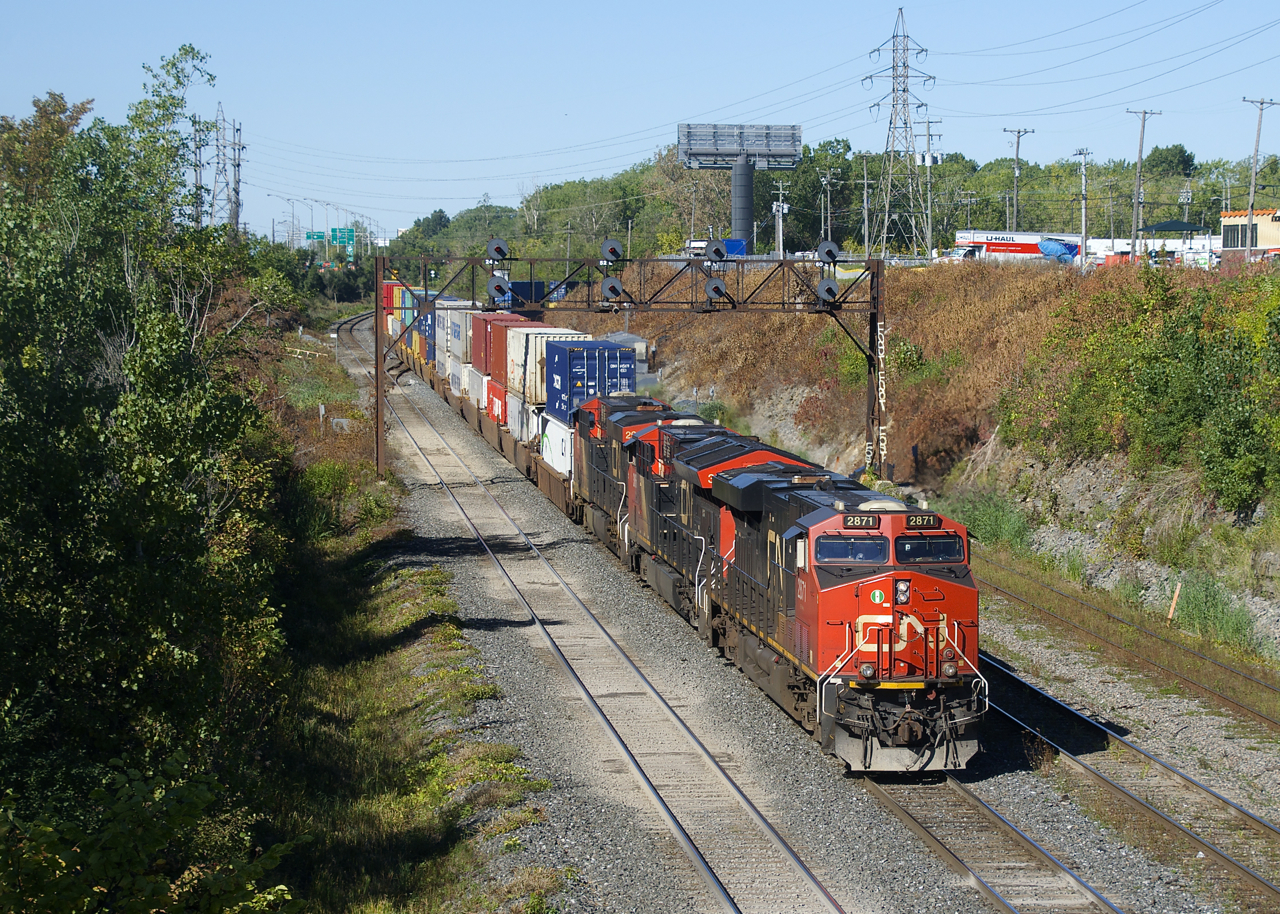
[339, 327, 1273, 913]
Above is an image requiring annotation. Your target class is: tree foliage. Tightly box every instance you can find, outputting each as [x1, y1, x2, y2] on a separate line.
[1, 48, 304, 911]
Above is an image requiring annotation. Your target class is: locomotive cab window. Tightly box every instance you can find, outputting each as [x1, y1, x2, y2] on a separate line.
[814, 535, 889, 564]
[894, 533, 965, 564]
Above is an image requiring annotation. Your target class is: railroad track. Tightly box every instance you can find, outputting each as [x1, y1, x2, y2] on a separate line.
[984, 654, 1280, 913]
[865, 775, 1120, 914]
[336, 313, 845, 914]
[972, 552, 1280, 732]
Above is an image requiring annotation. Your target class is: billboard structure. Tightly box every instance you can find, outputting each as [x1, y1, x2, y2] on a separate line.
[677, 124, 802, 254]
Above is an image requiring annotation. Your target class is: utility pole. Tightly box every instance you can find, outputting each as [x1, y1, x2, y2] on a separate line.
[857, 154, 873, 258]
[1003, 128, 1033, 232]
[959, 190, 977, 230]
[191, 116, 203, 228]
[1243, 97, 1277, 266]
[689, 181, 698, 247]
[819, 167, 841, 241]
[565, 221, 572, 279]
[374, 255, 387, 477]
[1127, 109, 1160, 261]
[920, 118, 941, 257]
[772, 179, 790, 259]
[1074, 148, 1090, 268]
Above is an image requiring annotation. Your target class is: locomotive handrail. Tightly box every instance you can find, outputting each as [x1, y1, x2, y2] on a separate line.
[817, 623, 873, 724]
[945, 620, 989, 712]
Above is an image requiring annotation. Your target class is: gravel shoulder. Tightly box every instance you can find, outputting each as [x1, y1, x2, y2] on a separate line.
[337, 329, 1268, 913]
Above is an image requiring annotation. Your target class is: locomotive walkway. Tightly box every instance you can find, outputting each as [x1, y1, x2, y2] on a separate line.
[338, 314, 846, 914]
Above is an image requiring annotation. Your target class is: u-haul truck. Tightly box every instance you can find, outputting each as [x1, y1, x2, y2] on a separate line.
[946, 231, 1083, 264]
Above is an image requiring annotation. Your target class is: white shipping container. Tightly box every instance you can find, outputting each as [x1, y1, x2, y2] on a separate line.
[433, 308, 449, 353]
[505, 327, 589, 404]
[506, 392, 543, 442]
[540, 414, 574, 479]
[466, 367, 486, 409]
[447, 309, 479, 362]
[446, 354, 464, 397]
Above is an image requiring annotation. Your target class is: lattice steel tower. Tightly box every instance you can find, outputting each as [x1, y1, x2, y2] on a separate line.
[863, 9, 933, 257]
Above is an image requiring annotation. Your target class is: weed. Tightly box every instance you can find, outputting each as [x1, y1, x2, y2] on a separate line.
[1166, 571, 1267, 656]
[1061, 548, 1088, 585]
[937, 492, 1032, 549]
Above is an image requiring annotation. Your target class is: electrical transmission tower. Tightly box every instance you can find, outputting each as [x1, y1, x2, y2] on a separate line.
[210, 103, 244, 233]
[863, 8, 933, 258]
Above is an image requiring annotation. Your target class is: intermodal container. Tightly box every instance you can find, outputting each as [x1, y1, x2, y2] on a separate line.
[544, 341, 636, 426]
[539, 413, 574, 478]
[447, 308, 479, 363]
[471, 312, 528, 376]
[465, 366, 486, 410]
[490, 320, 550, 388]
[433, 307, 449, 356]
[506, 392, 541, 442]
[446, 353, 463, 397]
[486, 379, 507, 425]
[505, 326, 590, 405]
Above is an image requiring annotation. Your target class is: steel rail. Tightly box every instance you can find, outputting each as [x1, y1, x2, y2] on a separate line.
[984, 657, 1280, 904]
[341, 312, 847, 914]
[335, 314, 739, 913]
[983, 652, 1280, 844]
[973, 568, 1280, 732]
[864, 775, 1121, 914]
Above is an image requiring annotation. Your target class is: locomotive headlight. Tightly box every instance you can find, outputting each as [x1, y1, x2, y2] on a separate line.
[942, 648, 955, 661]
[859, 663, 877, 680]
[895, 580, 910, 605]
[942, 662, 959, 679]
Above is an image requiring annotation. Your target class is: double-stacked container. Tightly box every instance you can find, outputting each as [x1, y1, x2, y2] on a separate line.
[539, 412, 575, 478]
[544, 341, 636, 426]
[486, 379, 507, 425]
[505, 326, 589, 405]
[471, 312, 528, 376]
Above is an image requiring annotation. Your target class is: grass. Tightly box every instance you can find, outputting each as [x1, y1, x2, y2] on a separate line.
[267, 541, 561, 914]
[261, 334, 565, 912]
[935, 491, 1032, 549]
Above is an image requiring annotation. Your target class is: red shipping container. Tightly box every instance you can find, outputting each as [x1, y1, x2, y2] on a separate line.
[491, 320, 550, 388]
[486, 379, 508, 425]
[471, 312, 527, 375]
[382, 282, 398, 315]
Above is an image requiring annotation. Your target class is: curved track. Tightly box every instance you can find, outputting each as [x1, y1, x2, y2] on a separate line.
[337, 313, 845, 914]
[985, 654, 1280, 912]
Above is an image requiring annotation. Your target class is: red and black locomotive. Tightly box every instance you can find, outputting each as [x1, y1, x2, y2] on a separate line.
[569, 394, 986, 772]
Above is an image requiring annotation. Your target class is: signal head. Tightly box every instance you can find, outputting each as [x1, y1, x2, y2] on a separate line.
[704, 277, 727, 299]
[600, 238, 624, 262]
[487, 275, 510, 300]
[600, 276, 624, 300]
[816, 278, 839, 302]
[816, 240, 840, 264]
[486, 238, 510, 261]
[706, 239, 728, 262]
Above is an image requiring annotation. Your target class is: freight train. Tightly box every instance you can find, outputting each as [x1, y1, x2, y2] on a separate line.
[381, 283, 987, 772]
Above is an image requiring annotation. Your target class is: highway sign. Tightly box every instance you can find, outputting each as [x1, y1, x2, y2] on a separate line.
[306, 231, 325, 240]
[330, 227, 356, 244]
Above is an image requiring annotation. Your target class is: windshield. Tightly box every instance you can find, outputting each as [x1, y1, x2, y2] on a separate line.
[895, 534, 965, 564]
[815, 535, 889, 564]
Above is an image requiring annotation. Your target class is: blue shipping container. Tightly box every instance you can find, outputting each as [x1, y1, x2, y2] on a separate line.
[544, 341, 636, 425]
[415, 313, 435, 362]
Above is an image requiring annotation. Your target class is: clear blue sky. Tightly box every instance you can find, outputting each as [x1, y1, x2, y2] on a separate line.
[3, 0, 1276, 239]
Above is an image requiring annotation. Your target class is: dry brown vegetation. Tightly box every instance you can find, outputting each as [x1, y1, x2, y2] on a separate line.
[546, 261, 1230, 485]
